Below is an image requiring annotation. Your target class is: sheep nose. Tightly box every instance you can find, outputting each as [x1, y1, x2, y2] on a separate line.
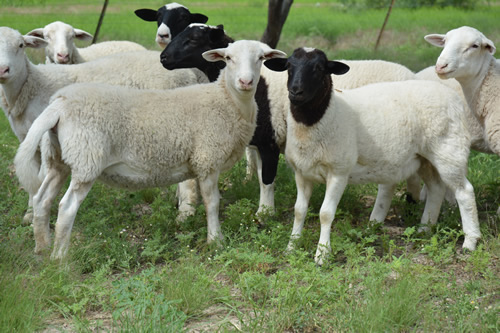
[0, 66, 10, 76]
[57, 53, 69, 62]
[239, 78, 253, 90]
[158, 33, 170, 39]
[435, 63, 448, 73]
[289, 86, 303, 97]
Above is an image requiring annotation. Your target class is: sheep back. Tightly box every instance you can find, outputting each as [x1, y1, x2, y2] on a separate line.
[50, 81, 256, 187]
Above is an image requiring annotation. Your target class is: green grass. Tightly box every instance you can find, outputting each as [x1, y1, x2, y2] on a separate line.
[0, 0, 499, 331]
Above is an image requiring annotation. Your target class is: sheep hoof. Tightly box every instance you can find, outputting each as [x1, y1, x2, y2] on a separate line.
[462, 237, 478, 252]
[417, 225, 430, 234]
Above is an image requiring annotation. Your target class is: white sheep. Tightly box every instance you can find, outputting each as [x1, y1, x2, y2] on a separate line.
[0, 26, 208, 223]
[14, 40, 286, 260]
[424, 26, 499, 215]
[27, 21, 146, 64]
[265, 47, 480, 264]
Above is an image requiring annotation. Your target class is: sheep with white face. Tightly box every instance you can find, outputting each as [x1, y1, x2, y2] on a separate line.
[14, 40, 286, 260]
[424, 26, 499, 156]
[27, 21, 146, 64]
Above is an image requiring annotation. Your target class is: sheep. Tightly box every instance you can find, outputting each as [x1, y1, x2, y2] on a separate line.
[424, 27, 499, 156]
[27, 21, 146, 64]
[264, 47, 481, 264]
[161, 23, 422, 218]
[135, 2, 208, 48]
[0, 26, 208, 223]
[424, 26, 499, 215]
[14, 40, 286, 260]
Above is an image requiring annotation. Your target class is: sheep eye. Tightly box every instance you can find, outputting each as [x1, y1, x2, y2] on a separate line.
[225, 56, 231, 61]
[19, 43, 24, 48]
[472, 44, 479, 49]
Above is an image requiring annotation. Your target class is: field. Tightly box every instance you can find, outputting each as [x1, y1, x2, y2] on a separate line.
[0, 0, 499, 331]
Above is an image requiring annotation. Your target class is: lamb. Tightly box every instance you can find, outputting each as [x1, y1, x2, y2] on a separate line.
[135, 2, 208, 48]
[424, 26, 499, 215]
[265, 47, 480, 264]
[161, 23, 421, 217]
[14, 40, 286, 260]
[27, 21, 146, 64]
[0, 26, 208, 223]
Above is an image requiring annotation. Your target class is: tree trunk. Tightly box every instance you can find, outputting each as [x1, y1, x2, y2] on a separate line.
[261, 0, 294, 48]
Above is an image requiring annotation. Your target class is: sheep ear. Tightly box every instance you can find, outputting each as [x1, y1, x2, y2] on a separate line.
[264, 58, 288, 72]
[327, 61, 350, 75]
[209, 27, 226, 43]
[424, 34, 446, 47]
[74, 29, 93, 41]
[134, 9, 158, 22]
[482, 37, 496, 55]
[191, 13, 209, 24]
[23, 35, 48, 49]
[263, 49, 287, 60]
[202, 48, 226, 62]
[26, 28, 45, 39]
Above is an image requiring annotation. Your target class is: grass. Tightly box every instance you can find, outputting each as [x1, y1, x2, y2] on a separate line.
[0, 0, 499, 331]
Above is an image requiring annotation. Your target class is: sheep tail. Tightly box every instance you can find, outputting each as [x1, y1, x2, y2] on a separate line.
[14, 98, 63, 195]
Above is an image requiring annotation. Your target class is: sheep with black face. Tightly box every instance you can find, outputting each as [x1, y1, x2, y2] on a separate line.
[265, 47, 480, 264]
[135, 2, 208, 48]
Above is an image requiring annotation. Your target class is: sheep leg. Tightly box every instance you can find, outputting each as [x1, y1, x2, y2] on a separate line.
[32, 167, 69, 254]
[51, 180, 94, 260]
[23, 194, 34, 225]
[406, 173, 422, 202]
[315, 174, 348, 266]
[286, 172, 313, 252]
[176, 179, 198, 222]
[199, 171, 223, 244]
[426, 149, 481, 250]
[369, 183, 397, 224]
[256, 145, 280, 215]
[453, 179, 481, 250]
[245, 146, 258, 181]
[417, 163, 446, 230]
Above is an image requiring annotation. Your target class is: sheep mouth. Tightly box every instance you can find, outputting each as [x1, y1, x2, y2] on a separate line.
[436, 68, 456, 78]
[288, 92, 307, 105]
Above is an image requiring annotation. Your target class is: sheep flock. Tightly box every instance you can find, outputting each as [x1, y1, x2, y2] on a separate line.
[0, 2, 498, 262]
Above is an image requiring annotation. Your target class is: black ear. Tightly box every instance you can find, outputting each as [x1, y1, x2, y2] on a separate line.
[209, 26, 226, 43]
[216, 24, 224, 30]
[134, 9, 158, 22]
[264, 58, 288, 72]
[191, 13, 209, 24]
[327, 61, 349, 75]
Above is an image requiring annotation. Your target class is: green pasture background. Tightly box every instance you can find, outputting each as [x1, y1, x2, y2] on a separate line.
[0, 1, 499, 332]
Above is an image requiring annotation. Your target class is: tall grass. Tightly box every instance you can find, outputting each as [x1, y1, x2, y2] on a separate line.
[0, 1, 499, 331]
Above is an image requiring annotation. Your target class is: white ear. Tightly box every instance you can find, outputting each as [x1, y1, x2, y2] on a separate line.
[424, 34, 446, 48]
[74, 28, 93, 41]
[23, 35, 48, 49]
[202, 48, 227, 62]
[482, 36, 496, 55]
[263, 49, 287, 60]
[26, 28, 45, 39]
